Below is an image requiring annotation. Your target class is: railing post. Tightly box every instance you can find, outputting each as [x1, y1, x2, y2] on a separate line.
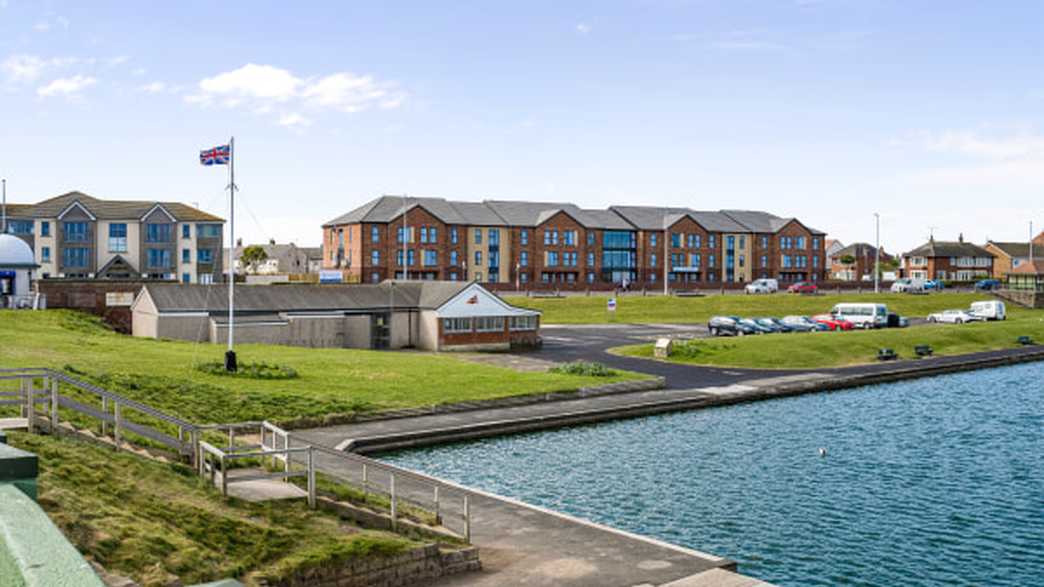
[50, 379, 59, 432]
[283, 431, 290, 474]
[113, 401, 122, 450]
[228, 427, 235, 450]
[307, 447, 316, 509]
[464, 494, 471, 543]
[220, 454, 228, 497]
[23, 379, 34, 433]
[362, 463, 368, 500]
[390, 473, 397, 529]
[434, 486, 440, 524]
[100, 396, 108, 437]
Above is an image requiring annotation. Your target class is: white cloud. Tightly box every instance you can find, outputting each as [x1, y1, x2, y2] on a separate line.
[140, 81, 166, 93]
[576, 22, 592, 35]
[909, 129, 1044, 160]
[187, 63, 406, 127]
[2, 54, 85, 83]
[33, 20, 51, 33]
[897, 128, 1044, 187]
[37, 75, 96, 98]
[106, 55, 129, 67]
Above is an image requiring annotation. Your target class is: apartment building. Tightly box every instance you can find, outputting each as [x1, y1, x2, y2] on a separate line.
[323, 195, 828, 287]
[3, 191, 224, 283]
[901, 235, 995, 281]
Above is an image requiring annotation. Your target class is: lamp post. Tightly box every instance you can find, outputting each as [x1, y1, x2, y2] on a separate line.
[874, 212, 881, 294]
[663, 211, 669, 296]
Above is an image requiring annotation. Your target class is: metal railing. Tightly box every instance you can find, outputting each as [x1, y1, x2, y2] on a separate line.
[198, 438, 316, 507]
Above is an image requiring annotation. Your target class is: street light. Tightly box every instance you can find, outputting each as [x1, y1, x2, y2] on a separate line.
[874, 212, 880, 294]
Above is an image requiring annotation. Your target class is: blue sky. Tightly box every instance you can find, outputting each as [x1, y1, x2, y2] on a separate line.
[2, 1, 1043, 252]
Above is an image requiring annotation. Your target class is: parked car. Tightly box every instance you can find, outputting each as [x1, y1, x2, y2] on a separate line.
[886, 312, 910, 328]
[779, 315, 821, 332]
[811, 314, 855, 331]
[745, 278, 779, 294]
[787, 281, 818, 294]
[969, 300, 1006, 321]
[708, 316, 759, 336]
[927, 309, 984, 324]
[738, 318, 774, 334]
[830, 303, 888, 329]
[891, 278, 926, 293]
[975, 279, 1001, 291]
[755, 317, 793, 333]
[924, 279, 945, 291]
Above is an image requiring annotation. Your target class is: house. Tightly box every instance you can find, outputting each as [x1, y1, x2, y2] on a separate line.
[984, 241, 1035, 275]
[131, 280, 541, 351]
[322, 196, 829, 288]
[824, 238, 844, 259]
[829, 243, 893, 281]
[226, 241, 318, 275]
[901, 235, 995, 281]
[2, 191, 223, 283]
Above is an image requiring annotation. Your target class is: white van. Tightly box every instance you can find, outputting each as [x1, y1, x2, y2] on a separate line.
[969, 300, 1006, 321]
[745, 278, 779, 294]
[891, 278, 925, 293]
[831, 303, 888, 329]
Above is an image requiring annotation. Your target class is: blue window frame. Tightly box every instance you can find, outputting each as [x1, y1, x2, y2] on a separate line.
[650, 234, 658, 247]
[450, 250, 458, 265]
[475, 230, 482, 245]
[41, 221, 50, 237]
[520, 229, 528, 245]
[475, 251, 482, 266]
[198, 249, 213, 263]
[587, 252, 595, 266]
[6, 220, 32, 235]
[420, 227, 429, 243]
[372, 250, 380, 265]
[547, 251, 558, 266]
[42, 246, 51, 262]
[450, 227, 458, 244]
[182, 249, 190, 263]
[182, 224, 191, 239]
[371, 225, 380, 243]
[489, 229, 499, 246]
[423, 250, 437, 266]
[145, 223, 171, 243]
[197, 224, 222, 238]
[108, 223, 128, 253]
[63, 222, 88, 242]
[62, 247, 89, 268]
[182, 273, 191, 284]
[407, 249, 415, 266]
[429, 227, 437, 243]
[148, 248, 172, 268]
[520, 251, 528, 267]
[671, 233, 681, 248]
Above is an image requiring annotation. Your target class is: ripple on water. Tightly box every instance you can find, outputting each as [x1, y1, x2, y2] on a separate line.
[384, 362, 1044, 587]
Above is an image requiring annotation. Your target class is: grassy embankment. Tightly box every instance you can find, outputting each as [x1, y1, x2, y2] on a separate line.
[7, 431, 418, 587]
[506, 291, 1003, 324]
[0, 310, 645, 425]
[614, 313, 1044, 369]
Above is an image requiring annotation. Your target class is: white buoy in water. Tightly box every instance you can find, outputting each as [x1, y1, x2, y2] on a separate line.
[819, 447, 827, 457]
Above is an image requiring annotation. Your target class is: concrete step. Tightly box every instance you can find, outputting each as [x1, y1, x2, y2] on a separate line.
[0, 418, 28, 431]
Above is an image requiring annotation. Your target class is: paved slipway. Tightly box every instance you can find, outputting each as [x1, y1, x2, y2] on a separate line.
[293, 324, 1044, 587]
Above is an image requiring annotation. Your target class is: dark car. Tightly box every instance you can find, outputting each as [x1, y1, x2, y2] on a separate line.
[755, 317, 793, 333]
[787, 281, 818, 294]
[780, 315, 821, 332]
[708, 316, 759, 336]
[886, 312, 910, 328]
[975, 279, 1001, 291]
[738, 318, 774, 334]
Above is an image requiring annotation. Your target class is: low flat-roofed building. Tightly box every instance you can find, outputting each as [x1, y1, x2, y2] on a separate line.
[131, 280, 540, 351]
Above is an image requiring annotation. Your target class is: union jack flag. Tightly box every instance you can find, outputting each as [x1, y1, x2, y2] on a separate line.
[199, 144, 230, 166]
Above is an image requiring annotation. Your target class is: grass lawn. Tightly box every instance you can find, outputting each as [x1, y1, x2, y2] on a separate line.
[7, 431, 419, 587]
[613, 313, 1044, 369]
[505, 292, 1013, 325]
[0, 310, 645, 425]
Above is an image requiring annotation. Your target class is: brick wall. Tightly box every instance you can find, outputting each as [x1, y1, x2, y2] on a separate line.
[36, 280, 167, 333]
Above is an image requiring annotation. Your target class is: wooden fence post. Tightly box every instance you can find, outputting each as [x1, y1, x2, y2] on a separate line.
[100, 396, 108, 437]
[307, 447, 316, 509]
[220, 454, 228, 497]
[362, 463, 368, 500]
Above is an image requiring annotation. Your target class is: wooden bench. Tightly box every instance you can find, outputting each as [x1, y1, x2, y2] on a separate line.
[914, 344, 934, 357]
[1017, 336, 1035, 346]
[877, 348, 898, 361]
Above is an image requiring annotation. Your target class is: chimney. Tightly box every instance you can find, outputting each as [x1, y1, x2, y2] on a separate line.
[269, 238, 276, 245]
[958, 233, 964, 243]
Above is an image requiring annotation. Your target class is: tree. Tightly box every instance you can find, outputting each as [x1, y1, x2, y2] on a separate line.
[839, 254, 856, 265]
[240, 245, 268, 274]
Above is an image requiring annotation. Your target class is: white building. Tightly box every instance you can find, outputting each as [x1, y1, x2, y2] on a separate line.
[0, 234, 39, 308]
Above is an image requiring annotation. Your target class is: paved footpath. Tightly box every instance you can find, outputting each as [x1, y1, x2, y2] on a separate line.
[292, 342, 1044, 586]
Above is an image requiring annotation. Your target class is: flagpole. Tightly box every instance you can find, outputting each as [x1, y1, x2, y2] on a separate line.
[226, 136, 237, 372]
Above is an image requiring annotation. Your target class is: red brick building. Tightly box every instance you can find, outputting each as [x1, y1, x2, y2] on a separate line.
[322, 196, 829, 288]
[829, 243, 894, 282]
[901, 235, 995, 281]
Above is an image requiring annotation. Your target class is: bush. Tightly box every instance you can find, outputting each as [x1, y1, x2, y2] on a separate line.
[195, 361, 298, 380]
[549, 361, 617, 377]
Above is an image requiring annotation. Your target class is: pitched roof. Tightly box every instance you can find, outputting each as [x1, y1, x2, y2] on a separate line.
[834, 242, 889, 259]
[720, 210, 826, 235]
[10, 191, 223, 222]
[690, 211, 750, 232]
[986, 241, 1032, 258]
[450, 201, 507, 226]
[1010, 259, 1044, 275]
[609, 206, 690, 230]
[904, 239, 994, 258]
[1, 203, 34, 218]
[141, 280, 474, 313]
[322, 195, 469, 226]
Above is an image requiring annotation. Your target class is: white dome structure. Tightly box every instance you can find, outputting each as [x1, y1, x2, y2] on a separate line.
[0, 233, 38, 303]
[0, 234, 36, 267]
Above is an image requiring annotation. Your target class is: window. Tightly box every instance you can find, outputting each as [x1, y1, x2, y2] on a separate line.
[650, 233, 658, 247]
[544, 229, 559, 245]
[520, 229, 528, 245]
[813, 255, 820, 268]
[200, 273, 214, 285]
[690, 253, 701, 267]
[671, 233, 681, 247]
[520, 251, 529, 267]
[429, 227, 437, 243]
[812, 237, 820, 249]
[709, 235, 717, 248]
[450, 272, 458, 281]
[761, 236, 769, 248]
[369, 250, 379, 266]
[423, 250, 437, 266]
[148, 248, 172, 268]
[475, 251, 483, 266]
[603, 231, 635, 249]
[671, 253, 683, 267]
[108, 223, 128, 252]
[489, 251, 500, 267]
[564, 252, 577, 266]
[7, 220, 32, 235]
[587, 231, 595, 246]
[407, 250, 415, 266]
[547, 251, 558, 266]
[145, 223, 171, 243]
[450, 250, 458, 265]
[761, 255, 768, 268]
[520, 272, 528, 283]
[475, 272, 483, 281]
[370, 226, 380, 243]
[650, 272, 657, 283]
[197, 224, 222, 238]
[650, 253, 657, 267]
[396, 227, 413, 243]
[727, 235, 735, 250]
[443, 318, 472, 333]
[797, 236, 807, 249]
[63, 222, 88, 242]
[420, 227, 429, 243]
[489, 229, 499, 246]
[182, 224, 191, 239]
[688, 234, 700, 248]
[182, 273, 191, 284]
[488, 272, 498, 283]
[41, 246, 51, 262]
[739, 254, 745, 268]
[182, 249, 190, 263]
[510, 315, 538, 331]
[739, 236, 746, 249]
[564, 230, 577, 246]
[709, 254, 716, 267]
[198, 249, 213, 263]
[587, 252, 595, 266]
[475, 230, 483, 245]
[41, 221, 50, 237]
[475, 316, 504, 332]
[782, 255, 792, 268]
[450, 227, 458, 244]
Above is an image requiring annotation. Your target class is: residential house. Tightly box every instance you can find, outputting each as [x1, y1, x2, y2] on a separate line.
[829, 243, 894, 281]
[227, 241, 318, 275]
[984, 241, 1035, 275]
[901, 235, 995, 281]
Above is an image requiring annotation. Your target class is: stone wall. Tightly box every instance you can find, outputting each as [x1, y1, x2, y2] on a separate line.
[256, 544, 480, 587]
[996, 288, 1044, 309]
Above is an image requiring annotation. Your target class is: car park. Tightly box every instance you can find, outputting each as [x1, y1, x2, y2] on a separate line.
[745, 278, 779, 294]
[755, 317, 793, 333]
[708, 316, 759, 336]
[787, 281, 818, 294]
[924, 279, 944, 291]
[927, 309, 984, 324]
[830, 303, 888, 329]
[738, 318, 774, 334]
[779, 315, 821, 332]
[811, 314, 854, 331]
[975, 279, 1001, 291]
[969, 300, 1006, 320]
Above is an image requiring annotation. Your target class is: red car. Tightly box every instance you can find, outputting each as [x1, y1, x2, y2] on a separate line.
[788, 281, 818, 294]
[811, 314, 854, 331]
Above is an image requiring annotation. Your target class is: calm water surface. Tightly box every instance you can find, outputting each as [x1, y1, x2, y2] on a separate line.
[384, 363, 1044, 586]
